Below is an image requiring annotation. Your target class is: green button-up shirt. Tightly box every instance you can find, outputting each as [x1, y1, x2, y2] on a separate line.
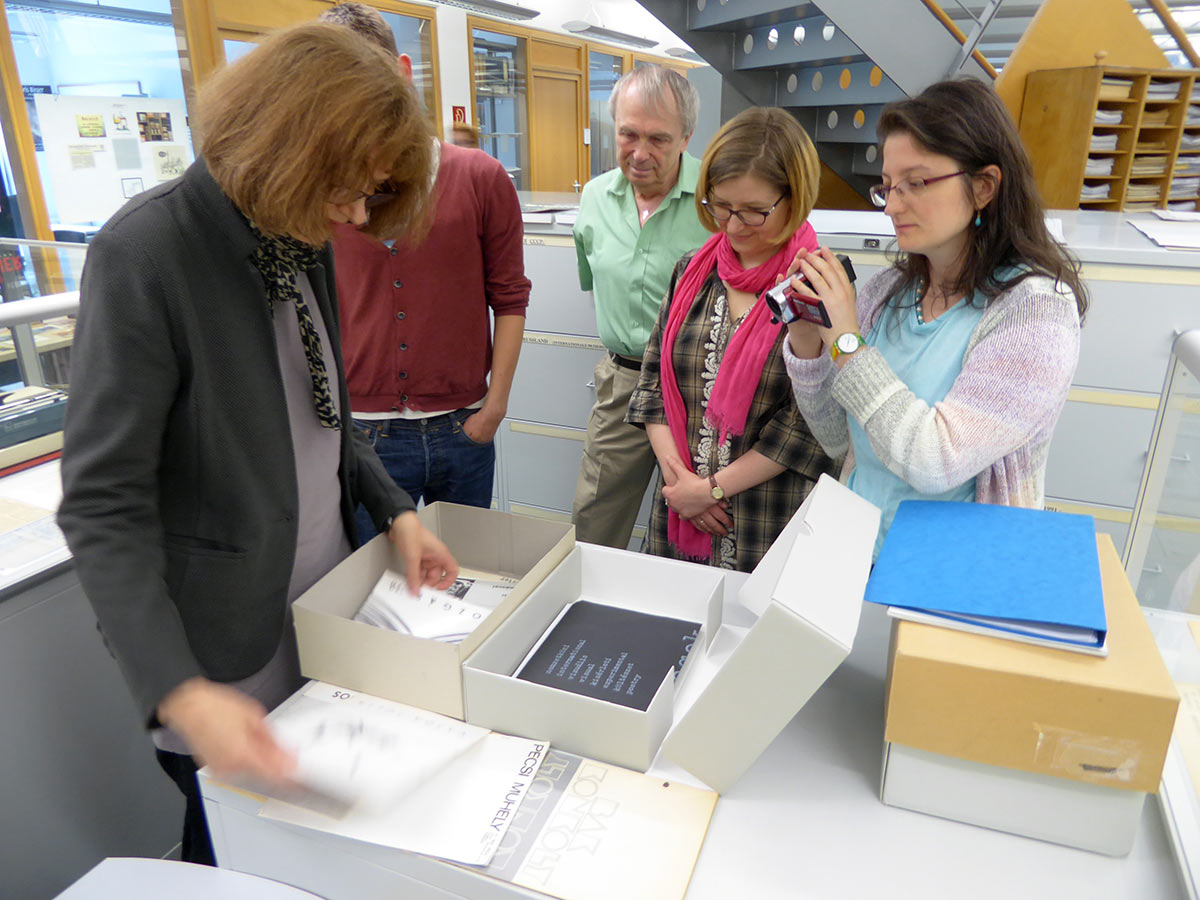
[573, 153, 711, 358]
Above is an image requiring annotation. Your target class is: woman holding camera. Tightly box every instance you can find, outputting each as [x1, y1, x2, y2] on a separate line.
[626, 107, 836, 571]
[783, 78, 1086, 556]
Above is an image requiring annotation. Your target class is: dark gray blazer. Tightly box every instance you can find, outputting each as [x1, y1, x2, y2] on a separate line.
[57, 159, 414, 724]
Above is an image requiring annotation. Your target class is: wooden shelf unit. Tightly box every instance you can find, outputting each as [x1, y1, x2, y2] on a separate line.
[1020, 65, 1200, 211]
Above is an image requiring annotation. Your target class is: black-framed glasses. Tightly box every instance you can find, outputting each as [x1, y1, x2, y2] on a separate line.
[329, 188, 399, 208]
[701, 194, 787, 227]
[869, 171, 967, 208]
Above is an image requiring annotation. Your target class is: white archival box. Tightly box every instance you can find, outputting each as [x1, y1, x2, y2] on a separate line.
[461, 543, 725, 773]
[293, 503, 574, 719]
[880, 742, 1147, 857]
[463, 475, 881, 791]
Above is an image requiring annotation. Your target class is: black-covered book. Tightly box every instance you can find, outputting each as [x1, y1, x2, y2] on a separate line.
[515, 600, 701, 711]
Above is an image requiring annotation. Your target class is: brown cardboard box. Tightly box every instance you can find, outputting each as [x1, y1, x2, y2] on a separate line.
[885, 534, 1179, 794]
[294, 502, 574, 719]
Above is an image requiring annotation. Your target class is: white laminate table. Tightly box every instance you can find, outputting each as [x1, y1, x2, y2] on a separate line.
[202, 581, 1187, 900]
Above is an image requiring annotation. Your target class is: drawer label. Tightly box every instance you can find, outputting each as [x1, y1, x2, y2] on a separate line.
[523, 332, 605, 352]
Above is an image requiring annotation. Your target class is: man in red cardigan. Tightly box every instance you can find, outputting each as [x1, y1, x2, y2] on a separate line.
[321, 3, 530, 539]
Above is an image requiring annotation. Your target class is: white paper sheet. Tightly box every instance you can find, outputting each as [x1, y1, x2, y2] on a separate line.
[258, 682, 549, 866]
[808, 209, 895, 236]
[1128, 216, 1200, 250]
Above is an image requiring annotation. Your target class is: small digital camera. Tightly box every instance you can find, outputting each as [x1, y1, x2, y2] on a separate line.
[763, 254, 857, 327]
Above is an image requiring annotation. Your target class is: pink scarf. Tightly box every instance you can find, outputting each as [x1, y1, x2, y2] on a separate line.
[659, 221, 818, 560]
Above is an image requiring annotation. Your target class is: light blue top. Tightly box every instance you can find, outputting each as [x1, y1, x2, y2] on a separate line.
[847, 285, 987, 558]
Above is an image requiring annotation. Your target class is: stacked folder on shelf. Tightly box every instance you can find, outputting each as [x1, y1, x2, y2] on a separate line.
[1085, 156, 1116, 176]
[1080, 183, 1112, 201]
[1089, 133, 1120, 151]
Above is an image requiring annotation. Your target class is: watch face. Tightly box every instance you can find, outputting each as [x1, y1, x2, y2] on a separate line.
[711, 485, 724, 500]
[836, 333, 861, 354]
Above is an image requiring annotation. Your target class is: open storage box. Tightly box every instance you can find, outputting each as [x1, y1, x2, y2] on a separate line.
[293, 503, 574, 719]
[463, 474, 882, 792]
[880, 535, 1181, 855]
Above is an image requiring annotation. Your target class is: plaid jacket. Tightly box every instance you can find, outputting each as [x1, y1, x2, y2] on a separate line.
[627, 254, 838, 571]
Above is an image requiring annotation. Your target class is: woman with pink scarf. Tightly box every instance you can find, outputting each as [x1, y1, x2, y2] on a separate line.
[626, 107, 837, 571]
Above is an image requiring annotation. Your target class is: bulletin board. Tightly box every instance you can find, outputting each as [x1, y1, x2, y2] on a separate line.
[32, 94, 193, 226]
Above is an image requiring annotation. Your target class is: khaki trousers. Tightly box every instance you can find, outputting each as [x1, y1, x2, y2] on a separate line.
[572, 353, 658, 548]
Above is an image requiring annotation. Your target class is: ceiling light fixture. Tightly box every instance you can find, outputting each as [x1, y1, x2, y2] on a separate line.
[561, 20, 658, 49]
[665, 47, 705, 62]
[433, 0, 538, 22]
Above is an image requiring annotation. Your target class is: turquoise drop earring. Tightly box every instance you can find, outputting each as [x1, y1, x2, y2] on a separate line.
[974, 210, 982, 227]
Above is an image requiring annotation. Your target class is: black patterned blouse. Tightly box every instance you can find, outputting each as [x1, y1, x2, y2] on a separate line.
[626, 253, 839, 572]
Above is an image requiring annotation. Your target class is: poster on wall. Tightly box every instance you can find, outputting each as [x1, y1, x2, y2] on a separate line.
[34, 94, 193, 225]
[137, 111, 173, 142]
[22, 85, 50, 152]
[151, 145, 187, 182]
[74, 114, 106, 138]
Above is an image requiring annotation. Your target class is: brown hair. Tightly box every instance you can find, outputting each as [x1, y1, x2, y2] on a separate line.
[695, 106, 820, 246]
[319, 1, 397, 55]
[196, 23, 432, 245]
[876, 77, 1088, 320]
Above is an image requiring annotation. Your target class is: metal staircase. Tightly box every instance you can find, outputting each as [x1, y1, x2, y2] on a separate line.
[637, 0, 999, 200]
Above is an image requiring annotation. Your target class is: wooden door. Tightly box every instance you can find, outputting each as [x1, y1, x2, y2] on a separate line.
[530, 71, 584, 193]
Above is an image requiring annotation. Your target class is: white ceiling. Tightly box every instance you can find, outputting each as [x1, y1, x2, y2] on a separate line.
[480, 0, 695, 56]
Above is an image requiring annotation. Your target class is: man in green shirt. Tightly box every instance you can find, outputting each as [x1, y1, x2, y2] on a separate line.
[572, 65, 711, 548]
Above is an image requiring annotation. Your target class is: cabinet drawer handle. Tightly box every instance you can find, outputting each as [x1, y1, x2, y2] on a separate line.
[586, 380, 595, 388]
[1142, 564, 1163, 575]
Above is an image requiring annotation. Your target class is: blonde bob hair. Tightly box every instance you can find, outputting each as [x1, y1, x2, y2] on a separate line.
[695, 107, 820, 245]
[195, 23, 432, 245]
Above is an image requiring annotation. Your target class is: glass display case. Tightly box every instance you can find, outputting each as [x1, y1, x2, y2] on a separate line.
[472, 27, 528, 190]
[1128, 329, 1200, 899]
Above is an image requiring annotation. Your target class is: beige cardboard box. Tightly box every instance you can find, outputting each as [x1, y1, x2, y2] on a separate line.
[884, 534, 1179, 793]
[881, 534, 1182, 854]
[293, 502, 574, 719]
[464, 474, 882, 792]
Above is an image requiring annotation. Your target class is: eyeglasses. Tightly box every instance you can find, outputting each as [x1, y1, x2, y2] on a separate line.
[328, 188, 398, 208]
[869, 171, 967, 208]
[701, 195, 786, 227]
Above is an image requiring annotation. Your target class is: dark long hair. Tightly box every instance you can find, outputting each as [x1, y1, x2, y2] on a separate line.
[876, 77, 1088, 321]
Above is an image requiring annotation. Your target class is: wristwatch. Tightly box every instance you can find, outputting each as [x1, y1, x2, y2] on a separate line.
[830, 332, 866, 362]
[709, 474, 725, 501]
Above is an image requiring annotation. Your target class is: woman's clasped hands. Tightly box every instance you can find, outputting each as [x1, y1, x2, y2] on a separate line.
[661, 457, 733, 536]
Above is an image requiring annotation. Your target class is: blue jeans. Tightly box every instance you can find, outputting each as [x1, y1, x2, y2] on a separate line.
[354, 409, 495, 544]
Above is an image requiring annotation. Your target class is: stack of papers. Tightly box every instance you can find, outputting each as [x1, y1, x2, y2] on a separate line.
[1172, 176, 1200, 197]
[1130, 157, 1168, 176]
[1175, 158, 1200, 175]
[1124, 201, 1161, 212]
[1183, 133, 1200, 150]
[1127, 215, 1200, 249]
[1135, 140, 1169, 153]
[1093, 108, 1125, 125]
[1099, 77, 1132, 100]
[1089, 132, 1120, 151]
[1168, 200, 1199, 212]
[1141, 107, 1171, 127]
[1126, 182, 1164, 201]
[1188, 106, 1200, 126]
[865, 501, 1108, 654]
[1085, 156, 1115, 176]
[1080, 182, 1112, 201]
[1147, 80, 1182, 100]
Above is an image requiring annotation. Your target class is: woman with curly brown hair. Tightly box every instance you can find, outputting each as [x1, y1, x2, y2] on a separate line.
[783, 77, 1088, 557]
[58, 23, 458, 864]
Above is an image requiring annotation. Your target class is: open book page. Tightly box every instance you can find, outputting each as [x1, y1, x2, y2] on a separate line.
[258, 682, 548, 866]
[464, 747, 717, 900]
[354, 567, 518, 642]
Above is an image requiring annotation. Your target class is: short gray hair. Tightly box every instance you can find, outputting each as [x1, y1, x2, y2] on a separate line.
[609, 65, 699, 138]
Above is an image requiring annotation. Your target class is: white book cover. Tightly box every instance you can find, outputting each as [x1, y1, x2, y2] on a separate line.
[257, 682, 548, 866]
[354, 567, 517, 642]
